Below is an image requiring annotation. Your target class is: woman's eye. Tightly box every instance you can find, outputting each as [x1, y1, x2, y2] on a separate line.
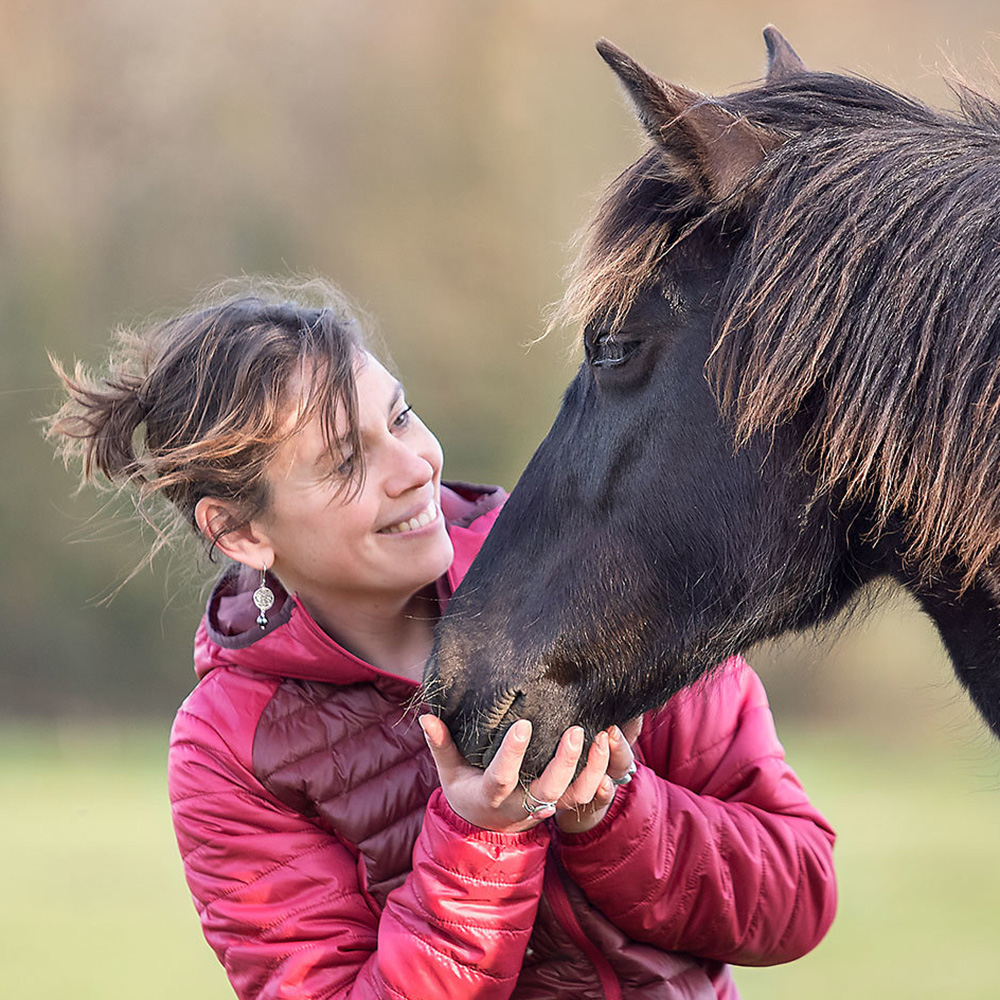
[393, 405, 413, 429]
[336, 454, 355, 477]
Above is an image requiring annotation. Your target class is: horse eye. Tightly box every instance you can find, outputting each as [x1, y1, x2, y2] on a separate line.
[591, 336, 638, 368]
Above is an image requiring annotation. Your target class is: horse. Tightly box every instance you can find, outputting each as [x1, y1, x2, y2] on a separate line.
[424, 27, 1000, 777]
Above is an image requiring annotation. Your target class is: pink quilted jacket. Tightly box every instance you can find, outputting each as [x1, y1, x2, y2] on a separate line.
[169, 484, 836, 999]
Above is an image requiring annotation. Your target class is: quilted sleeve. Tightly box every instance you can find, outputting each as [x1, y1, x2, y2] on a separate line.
[554, 658, 836, 967]
[169, 686, 549, 1000]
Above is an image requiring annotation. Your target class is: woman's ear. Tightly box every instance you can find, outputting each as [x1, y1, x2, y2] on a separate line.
[194, 496, 275, 569]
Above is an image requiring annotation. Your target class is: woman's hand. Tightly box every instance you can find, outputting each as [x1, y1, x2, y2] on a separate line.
[554, 717, 643, 835]
[419, 714, 589, 833]
[419, 714, 644, 835]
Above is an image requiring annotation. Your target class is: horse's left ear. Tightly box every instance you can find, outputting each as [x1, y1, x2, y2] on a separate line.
[763, 25, 807, 83]
[596, 38, 783, 202]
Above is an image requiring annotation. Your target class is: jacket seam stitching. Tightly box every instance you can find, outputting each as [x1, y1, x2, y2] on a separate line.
[396, 923, 517, 982]
[198, 840, 337, 906]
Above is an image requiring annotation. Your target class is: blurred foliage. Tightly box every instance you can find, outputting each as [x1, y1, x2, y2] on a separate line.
[5, 0, 1000, 746]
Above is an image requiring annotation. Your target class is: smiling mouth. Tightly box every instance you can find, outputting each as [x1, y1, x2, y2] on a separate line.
[379, 499, 439, 535]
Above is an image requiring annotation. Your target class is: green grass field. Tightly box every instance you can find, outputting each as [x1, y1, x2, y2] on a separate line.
[2, 719, 998, 999]
[738, 726, 1000, 999]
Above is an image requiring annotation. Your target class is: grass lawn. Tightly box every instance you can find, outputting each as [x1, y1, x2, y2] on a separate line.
[737, 724, 1000, 1000]
[2, 719, 998, 999]
[0, 722, 230, 1000]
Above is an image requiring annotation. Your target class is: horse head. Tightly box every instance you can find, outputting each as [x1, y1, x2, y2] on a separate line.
[425, 29, 1000, 775]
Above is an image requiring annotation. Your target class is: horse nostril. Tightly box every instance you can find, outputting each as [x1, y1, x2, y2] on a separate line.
[478, 689, 526, 767]
[480, 687, 521, 732]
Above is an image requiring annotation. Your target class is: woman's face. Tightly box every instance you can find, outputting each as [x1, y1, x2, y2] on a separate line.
[257, 353, 454, 619]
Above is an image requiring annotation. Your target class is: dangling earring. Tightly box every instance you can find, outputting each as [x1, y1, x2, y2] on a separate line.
[252, 565, 275, 630]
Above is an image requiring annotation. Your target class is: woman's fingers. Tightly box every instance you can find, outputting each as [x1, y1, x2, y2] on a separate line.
[553, 720, 643, 834]
[620, 715, 644, 746]
[420, 714, 642, 834]
[527, 725, 585, 804]
[555, 767, 617, 835]
[482, 719, 533, 803]
[421, 715, 539, 830]
[419, 714, 467, 780]
[589, 774, 615, 811]
[606, 723, 637, 780]
[558, 730, 610, 809]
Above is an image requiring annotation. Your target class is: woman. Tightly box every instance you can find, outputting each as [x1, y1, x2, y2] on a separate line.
[49, 280, 836, 999]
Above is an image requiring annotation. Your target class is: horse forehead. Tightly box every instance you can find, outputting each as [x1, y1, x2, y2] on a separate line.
[623, 256, 730, 336]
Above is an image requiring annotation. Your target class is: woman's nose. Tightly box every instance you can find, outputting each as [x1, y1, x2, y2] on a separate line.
[384, 438, 436, 496]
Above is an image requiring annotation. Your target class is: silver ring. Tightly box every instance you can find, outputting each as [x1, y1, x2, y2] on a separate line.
[611, 760, 637, 786]
[522, 789, 558, 816]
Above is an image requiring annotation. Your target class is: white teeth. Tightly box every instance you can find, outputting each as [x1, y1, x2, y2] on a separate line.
[383, 500, 437, 535]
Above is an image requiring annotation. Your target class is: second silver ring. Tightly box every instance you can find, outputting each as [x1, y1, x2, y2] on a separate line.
[611, 760, 638, 786]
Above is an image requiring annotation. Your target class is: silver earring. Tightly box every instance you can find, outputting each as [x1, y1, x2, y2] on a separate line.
[252, 565, 275, 629]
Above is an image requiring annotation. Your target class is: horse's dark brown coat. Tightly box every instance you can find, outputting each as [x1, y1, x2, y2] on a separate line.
[426, 29, 1000, 773]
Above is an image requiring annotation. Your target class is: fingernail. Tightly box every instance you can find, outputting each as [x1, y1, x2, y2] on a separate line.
[512, 719, 532, 741]
[568, 726, 584, 751]
[596, 731, 609, 752]
[609, 725, 622, 743]
[418, 716, 434, 745]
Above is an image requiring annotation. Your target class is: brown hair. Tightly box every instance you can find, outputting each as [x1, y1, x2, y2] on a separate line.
[47, 278, 368, 565]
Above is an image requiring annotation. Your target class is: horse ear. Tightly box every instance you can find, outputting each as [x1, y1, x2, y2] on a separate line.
[596, 38, 783, 202]
[763, 25, 807, 83]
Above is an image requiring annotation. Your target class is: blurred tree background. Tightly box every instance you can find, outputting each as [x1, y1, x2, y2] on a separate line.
[4, 2, 1000, 997]
[8, 0, 1000, 727]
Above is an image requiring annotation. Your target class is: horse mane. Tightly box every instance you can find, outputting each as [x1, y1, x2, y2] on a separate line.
[559, 70, 1000, 588]
[549, 145, 705, 337]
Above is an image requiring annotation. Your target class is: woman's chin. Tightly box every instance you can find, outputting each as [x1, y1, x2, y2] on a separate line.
[390, 531, 455, 594]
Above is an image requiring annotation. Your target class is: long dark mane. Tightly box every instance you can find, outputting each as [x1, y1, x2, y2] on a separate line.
[557, 71, 1000, 589]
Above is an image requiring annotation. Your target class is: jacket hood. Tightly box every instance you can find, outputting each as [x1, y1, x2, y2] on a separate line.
[192, 482, 505, 690]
